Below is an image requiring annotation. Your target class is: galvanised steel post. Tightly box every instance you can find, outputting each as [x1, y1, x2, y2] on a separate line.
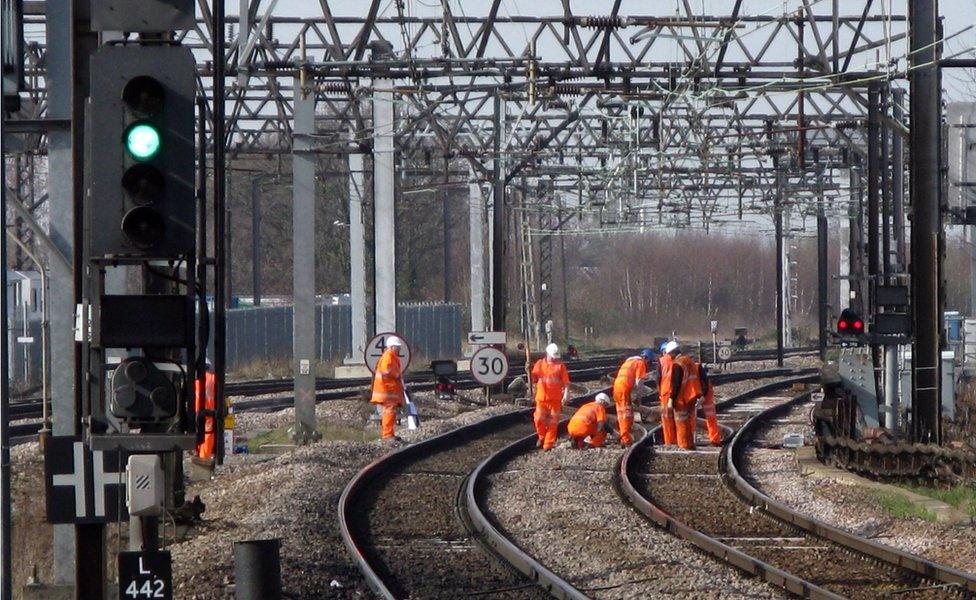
[774, 157, 784, 368]
[817, 171, 828, 362]
[492, 94, 507, 332]
[909, 0, 942, 444]
[867, 84, 884, 404]
[469, 170, 486, 332]
[892, 89, 907, 269]
[213, 0, 229, 463]
[251, 176, 263, 306]
[292, 75, 318, 444]
[867, 84, 881, 310]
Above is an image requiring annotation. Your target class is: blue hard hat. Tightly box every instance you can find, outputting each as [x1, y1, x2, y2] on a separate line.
[640, 348, 655, 361]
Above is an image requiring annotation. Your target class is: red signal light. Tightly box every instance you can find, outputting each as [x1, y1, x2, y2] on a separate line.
[837, 308, 864, 337]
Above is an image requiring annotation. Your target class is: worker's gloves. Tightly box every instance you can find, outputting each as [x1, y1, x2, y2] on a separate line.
[667, 399, 674, 410]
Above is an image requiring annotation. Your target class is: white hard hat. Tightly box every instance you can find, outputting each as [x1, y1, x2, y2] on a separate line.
[386, 335, 403, 348]
[664, 340, 680, 354]
[595, 392, 611, 406]
[545, 343, 560, 358]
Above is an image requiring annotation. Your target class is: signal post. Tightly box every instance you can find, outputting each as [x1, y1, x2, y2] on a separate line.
[42, 2, 202, 598]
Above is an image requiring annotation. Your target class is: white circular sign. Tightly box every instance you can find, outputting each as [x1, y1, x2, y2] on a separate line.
[717, 346, 733, 361]
[471, 346, 509, 385]
[365, 332, 412, 374]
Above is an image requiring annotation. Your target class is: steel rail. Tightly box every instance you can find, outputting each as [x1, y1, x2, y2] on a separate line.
[725, 394, 976, 594]
[462, 388, 603, 600]
[464, 369, 809, 600]
[614, 376, 842, 599]
[338, 406, 555, 599]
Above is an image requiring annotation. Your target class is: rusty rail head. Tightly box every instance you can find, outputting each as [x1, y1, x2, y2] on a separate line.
[615, 374, 847, 600]
[338, 407, 534, 599]
[724, 393, 976, 594]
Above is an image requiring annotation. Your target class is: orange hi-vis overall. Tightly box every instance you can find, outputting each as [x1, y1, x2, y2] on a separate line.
[657, 353, 676, 445]
[613, 356, 647, 445]
[567, 401, 608, 448]
[371, 348, 404, 439]
[194, 369, 217, 461]
[701, 382, 722, 445]
[673, 354, 703, 449]
[531, 357, 570, 449]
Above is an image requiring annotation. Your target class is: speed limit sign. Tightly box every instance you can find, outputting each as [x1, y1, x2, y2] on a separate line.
[471, 347, 509, 385]
[365, 332, 411, 373]
[717, 346, 733, 361]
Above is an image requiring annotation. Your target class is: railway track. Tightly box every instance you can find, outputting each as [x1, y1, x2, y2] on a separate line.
[617, 378, 976, 599]
[339, 380, 609, 599]
[464, 369, 806, 599]
[3, 358, 619, 447]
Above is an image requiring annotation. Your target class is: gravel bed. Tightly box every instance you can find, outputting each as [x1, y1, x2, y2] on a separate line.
[630, 394, 958, 599]
[233, 389, 486, 435]
[170, 398, 531, 599]
[483, 438, 785, 599]
[743, 401, 976, 575]
[476, 379, 805, 599]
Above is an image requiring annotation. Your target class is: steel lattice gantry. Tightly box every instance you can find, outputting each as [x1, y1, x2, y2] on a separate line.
[8, 1, 910, 225]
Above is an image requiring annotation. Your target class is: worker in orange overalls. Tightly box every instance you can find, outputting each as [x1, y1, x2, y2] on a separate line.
[658, 341, 678, 445]
[530, 343, 570, 451]
[568, 393, 613, 449]
[612, 349, 654, 446]
[371, 336, 405, 440]
[699, 364, 722, 445]
[194, 363, 217, 462]
[669, 345, 703, 450]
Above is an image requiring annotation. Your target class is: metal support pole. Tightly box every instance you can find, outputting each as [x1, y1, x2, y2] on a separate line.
[491, 95, 507, 331]
[839, 221, 851, 310]
[559, 209, 570, 342]
[213, 0, 229, 465]
[881, 86, 892, 277]
[817, 175, 829, 361]
[292, 76, 318, 444]
[372, 78, 396, 333]
[774, 164, 785, 368]
[70, 0, 104, 595]
[469, 172, 486, 332]
[225, 172, 233, 306]
[909, 0, 942, 444]
[348, 141, 368, 362]
[867, 85, 881, 307]
[44, 0, 78, 579]
[442, 157, 452, 303]
[251, 177, 262, 306]
[892, 89, 907, 269]
[196, 96, 209, 366]
[1, 110, 12, 600]
[884, 344, 900, 433]
[849, 163, 865, 314]
[867, 85, 884, 399]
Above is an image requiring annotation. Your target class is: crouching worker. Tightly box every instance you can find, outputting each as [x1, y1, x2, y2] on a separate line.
[568, 393, 614, 449]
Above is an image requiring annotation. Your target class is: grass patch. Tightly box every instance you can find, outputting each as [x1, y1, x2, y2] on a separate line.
[874, 491, 939, 521]
[904, 485, 976, 518]
[247, 422, 378, 449]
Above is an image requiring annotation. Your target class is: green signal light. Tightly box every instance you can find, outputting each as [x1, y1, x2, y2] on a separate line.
[125, 123, 161, 160]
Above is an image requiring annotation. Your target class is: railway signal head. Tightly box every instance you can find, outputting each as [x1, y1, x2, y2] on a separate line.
[837, 308, 864, 336]
[87, 45, 196, 259]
